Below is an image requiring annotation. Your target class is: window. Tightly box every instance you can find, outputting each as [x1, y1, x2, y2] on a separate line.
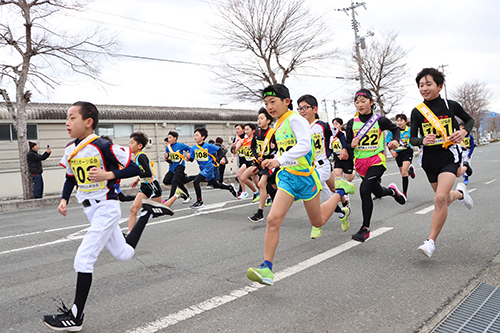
[96, 124, 133, 138]
[0, 124, 38, 141]
[114, 124, 134, 138]
[175, 123, 206, 137]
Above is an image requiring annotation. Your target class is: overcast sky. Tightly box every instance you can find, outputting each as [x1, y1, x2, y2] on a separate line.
[4, 0, 500, 122]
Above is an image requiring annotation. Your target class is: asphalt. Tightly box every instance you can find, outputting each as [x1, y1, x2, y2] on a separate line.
[3, 151, 499, 332]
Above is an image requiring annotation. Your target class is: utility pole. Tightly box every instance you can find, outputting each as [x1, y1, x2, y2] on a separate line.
[332, 100, 338, 119]
[439, 64, 449, 100]
[337, 1, 374, 89]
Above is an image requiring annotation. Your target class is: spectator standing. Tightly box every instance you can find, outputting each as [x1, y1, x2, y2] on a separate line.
[27, 141, 51, 198]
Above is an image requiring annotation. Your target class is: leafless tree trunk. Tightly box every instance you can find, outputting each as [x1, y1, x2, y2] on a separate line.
[451, 81, 492, 139]
[353, 31, 408, 117]
[210, 0, 335, 102]
[0, 0, 117, 200]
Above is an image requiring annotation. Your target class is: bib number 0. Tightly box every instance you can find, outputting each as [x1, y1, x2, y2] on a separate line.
[70, 156, 105, 192]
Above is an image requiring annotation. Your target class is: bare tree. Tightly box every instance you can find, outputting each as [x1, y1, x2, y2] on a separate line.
[353, 31, 408, 117]
[0, 0, 116, 200]
[486, 116, 499, 134]
[451, 81, 492, 138]
[210, 0, 335, 102]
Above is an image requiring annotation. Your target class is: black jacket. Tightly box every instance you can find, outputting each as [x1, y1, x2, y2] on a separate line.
[27, 149, 50, 174]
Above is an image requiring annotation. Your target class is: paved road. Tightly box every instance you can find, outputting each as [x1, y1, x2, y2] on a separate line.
[1, 142, 499, 332]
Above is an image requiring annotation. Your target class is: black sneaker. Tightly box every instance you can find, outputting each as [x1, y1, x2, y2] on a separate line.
[463, 161, 473, 176]
[142, 199, 174, 217]
[352, 227, 370, 242]
[229, 183, 238, 198]
[388, 183, 407, 205]
[408, 164, 416, 179]
[43, 302, 84, 332]
[248, 212, 264, 222]
[190, 200, 204, 209]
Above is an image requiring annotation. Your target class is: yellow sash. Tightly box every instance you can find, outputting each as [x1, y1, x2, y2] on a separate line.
[68, 134, 99, 162]
[167, 144, 185, 161]
[259, 127, 275, 159]
[416, 103, 454, 149]
[196, 144, 219, 167]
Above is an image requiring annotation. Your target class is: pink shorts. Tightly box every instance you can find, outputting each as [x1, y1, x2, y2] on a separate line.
[355, 153, 385, 177]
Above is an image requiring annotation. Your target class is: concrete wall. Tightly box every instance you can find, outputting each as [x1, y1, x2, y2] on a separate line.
[0, 121, 241, 199]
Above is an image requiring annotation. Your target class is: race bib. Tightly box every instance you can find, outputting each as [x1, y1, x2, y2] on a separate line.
[332, 138, 342, 154]
[70, 156, 105, 192]
[421, 118, 452, 146]
[312, 133, 324, 156]
[195, 149, 209, 161]
[276, 137, 298, 167]
[355, 128, 380, 151]
[243, 146, 254, 161]
[168, 152, 181, 162]
[463, 137, 470, 148]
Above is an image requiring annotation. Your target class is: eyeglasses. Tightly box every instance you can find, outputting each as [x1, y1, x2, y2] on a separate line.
[298, 105, 311, 112]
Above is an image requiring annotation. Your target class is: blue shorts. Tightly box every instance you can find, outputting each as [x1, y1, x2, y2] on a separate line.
[200, 166, 216, 182]
[276, 168, 322, 202]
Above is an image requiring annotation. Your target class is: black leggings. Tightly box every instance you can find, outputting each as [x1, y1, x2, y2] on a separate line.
[163, 166, 191, 198]
[186, 174, 232, 201]
[359, 165, 393, 228]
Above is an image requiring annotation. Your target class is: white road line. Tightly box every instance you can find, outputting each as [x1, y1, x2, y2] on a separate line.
[0, 201, 255, 256]
[415, 205, 435, 215]
[485, 179, 497, 184]
[415, 188, 477, 215]
[127, 227, 394, 333]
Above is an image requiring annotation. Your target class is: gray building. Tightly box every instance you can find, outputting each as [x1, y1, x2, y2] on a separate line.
[0, 103, 258, 199]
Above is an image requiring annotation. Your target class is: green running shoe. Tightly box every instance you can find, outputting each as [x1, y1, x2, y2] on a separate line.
[310, 226, 323, 239]
[340, 206, 350, 232]
[265, 197, 272, 207]
[335, 178, 356, 195]
[252, 192, 260, 203]
[247, 265, 274, 286]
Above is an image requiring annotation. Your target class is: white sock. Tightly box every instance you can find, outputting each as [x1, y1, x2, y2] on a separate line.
[71, 304, 78, 318]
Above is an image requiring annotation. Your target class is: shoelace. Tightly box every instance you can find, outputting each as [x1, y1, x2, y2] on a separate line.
[56, 301, 74, 319]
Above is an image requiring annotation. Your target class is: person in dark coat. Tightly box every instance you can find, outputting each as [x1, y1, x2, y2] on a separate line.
[27, 141, 51, 198]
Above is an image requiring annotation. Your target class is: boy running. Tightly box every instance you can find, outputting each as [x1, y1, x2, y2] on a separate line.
[246, 108, 278, 222]
[346, 89, 407, 243]
[163, 130, 192, 202]
[246, 84, 347, 286]
[187, 127, 238, 208]
[232, 123, 259, 200]
[386, 113, 416, 197]
[459, 122, 475, 185]
[43, 102, 172, 331]
[297, 94, 354, 237]
[410, 68, 474, 258]
[126, 132, 184, 233]
[331, 117, 355, 183]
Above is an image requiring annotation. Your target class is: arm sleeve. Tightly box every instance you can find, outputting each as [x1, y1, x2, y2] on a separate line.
[136, 154, 153, 178]
[337, 131, 348, 149]
[469, 135, 476, 156]
[61, 175, 77, 201]
[276, 116, 312, 166]
[410, 108, 424, 147]
[250, 137, 259, 158]
[113, 162, 141, 179]
[380, 117, 400, 142]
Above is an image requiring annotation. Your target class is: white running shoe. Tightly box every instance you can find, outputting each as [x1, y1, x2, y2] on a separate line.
[456, 183, 473, 210]
[418, 239, 436, 258]
[238, 191, 249, 199]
